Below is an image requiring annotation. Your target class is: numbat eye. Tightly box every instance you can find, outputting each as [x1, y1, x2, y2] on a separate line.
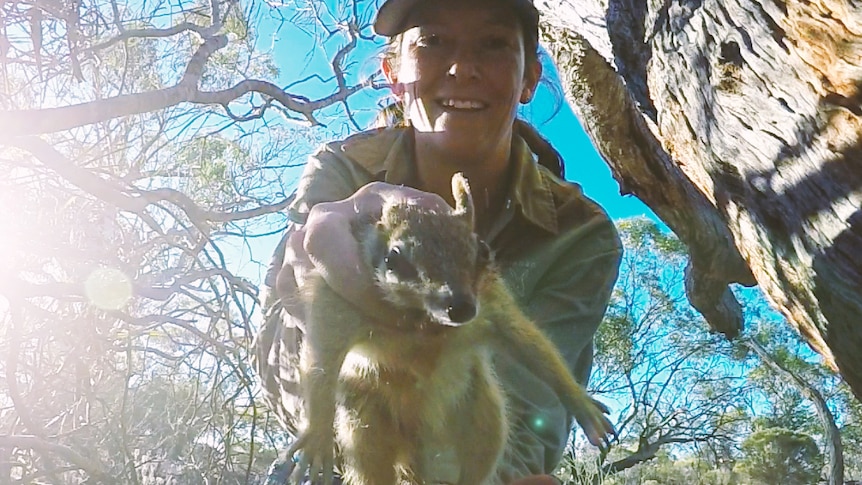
[384, 246, 418, 280]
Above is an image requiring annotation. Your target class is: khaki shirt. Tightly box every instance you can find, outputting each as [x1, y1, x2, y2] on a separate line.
[255, 125, 621, 484]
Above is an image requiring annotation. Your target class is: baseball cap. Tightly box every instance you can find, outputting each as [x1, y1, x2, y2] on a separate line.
[373, 0, 539, 39]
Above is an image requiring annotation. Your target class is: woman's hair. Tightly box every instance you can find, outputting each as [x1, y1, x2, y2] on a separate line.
[515, 119, 564, 179]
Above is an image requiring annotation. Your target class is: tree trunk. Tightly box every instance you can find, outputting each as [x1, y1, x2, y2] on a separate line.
[745, 339, 844, 485]
[535, 0, 862, 399]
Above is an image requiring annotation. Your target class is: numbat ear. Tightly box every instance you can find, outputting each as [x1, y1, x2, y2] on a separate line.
[451, 172, 475, 230]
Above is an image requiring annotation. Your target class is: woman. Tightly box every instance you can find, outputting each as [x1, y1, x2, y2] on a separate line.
[255, 0, 622, 483]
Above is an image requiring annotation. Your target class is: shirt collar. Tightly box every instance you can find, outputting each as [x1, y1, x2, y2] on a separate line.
[340, 126, 559, 234]
[508, 134, 559, 234]
[338, 127, 416, 184]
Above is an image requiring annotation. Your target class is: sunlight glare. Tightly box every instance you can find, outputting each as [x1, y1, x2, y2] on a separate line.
[0, 295, 8, 321]
[84, 267, 133, 310]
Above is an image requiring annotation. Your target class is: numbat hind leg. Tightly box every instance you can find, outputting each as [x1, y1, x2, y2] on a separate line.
[291, 279, 364, 485]
[340, 405, 401, 485]
[453, 365, 507, 485]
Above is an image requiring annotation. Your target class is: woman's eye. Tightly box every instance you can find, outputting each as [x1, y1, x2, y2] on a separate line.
[384, 247, 419, 280]
[483, 36, 513, 50]
[416, 34, 441, 48]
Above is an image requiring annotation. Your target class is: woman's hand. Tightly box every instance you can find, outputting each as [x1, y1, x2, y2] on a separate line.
[276, 182, 451, 317]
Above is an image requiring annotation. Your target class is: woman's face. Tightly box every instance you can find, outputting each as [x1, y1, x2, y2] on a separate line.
[383, 0, 541, 161]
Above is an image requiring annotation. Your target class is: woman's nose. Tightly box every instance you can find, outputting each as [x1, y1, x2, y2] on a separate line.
[447, 48, 481, 80]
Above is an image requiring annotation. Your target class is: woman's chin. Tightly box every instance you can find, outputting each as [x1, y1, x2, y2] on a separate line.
[415, 130, 498, 159]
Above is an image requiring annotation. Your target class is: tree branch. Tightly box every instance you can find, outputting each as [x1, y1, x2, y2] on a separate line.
[7, 137, 146, 211]
[8, 137, 291, 226]
[0, 435, 109, 481]
[0, 15, 380, 138]
[540, 23, 754, 339]
[745, 338, 844, 485]
[180, 34, 227, 86]
[602, 435, 699, 476]
[87, 22, 211, 53]
[0, 74, 372, 137]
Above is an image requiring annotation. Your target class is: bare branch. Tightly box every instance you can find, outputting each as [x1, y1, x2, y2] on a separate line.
[88, 22, 212, 52]
[137, 186, 292, 223]
[0, 71, 373, 136]
[0, 435, 109, 481]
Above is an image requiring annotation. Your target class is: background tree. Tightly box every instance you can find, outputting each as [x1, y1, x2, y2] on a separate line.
[561, 219, 860, 485]
[0, 0, 376, 481]
[735, 427, 822, 485]
[840, 394, 862, 480]
[733, 289, 858, 485]
[742, 337, 843, 484]
[575, 218, 750, 481]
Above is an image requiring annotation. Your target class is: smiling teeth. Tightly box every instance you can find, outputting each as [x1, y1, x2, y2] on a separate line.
[442, 99, 484, 109]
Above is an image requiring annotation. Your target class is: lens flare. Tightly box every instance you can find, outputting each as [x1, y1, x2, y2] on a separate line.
[84, 267, 133, 310]
[531, 415, 546, 431]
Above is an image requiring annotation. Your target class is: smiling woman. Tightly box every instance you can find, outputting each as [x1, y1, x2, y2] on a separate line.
[254, 0, 622, 483]
[382, 3, 540, 152]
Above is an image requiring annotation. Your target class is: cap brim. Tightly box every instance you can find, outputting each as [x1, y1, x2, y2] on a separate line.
[373, 0, 420, 36]
[374, 0, 539, 38]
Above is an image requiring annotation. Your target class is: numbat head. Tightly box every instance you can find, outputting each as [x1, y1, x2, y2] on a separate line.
[362, 173, 491, 326]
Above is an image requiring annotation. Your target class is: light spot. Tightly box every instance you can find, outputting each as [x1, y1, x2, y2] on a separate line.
[531, 415, 546, 431]
[85, 267, 132, 310]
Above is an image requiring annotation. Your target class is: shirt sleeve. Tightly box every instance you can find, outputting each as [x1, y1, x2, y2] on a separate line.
[254, 220, 306, 436]
[286, 146, 375, 225]
[493, 215, 622, 482]
[255, 146, 373, 435]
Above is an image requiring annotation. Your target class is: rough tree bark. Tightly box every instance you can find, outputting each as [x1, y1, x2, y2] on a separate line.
[535, 0, 862, 399]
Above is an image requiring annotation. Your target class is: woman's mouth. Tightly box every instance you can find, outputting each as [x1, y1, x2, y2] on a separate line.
[439, 99, 487, 111]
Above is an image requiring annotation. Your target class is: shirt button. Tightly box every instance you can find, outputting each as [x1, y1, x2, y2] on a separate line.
[505, 199, 512, 209]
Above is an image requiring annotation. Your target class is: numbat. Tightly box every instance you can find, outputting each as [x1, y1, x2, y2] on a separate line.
[289, 173, 614, 485]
